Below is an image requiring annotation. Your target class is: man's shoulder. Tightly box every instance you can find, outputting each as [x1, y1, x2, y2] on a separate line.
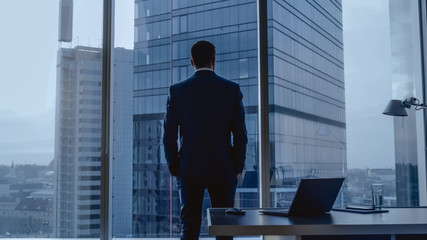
[213, 74, 240, 90]
[170, 75, 195, 90]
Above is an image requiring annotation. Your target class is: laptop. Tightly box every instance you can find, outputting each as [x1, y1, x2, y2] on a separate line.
[259, 177, 345, 216]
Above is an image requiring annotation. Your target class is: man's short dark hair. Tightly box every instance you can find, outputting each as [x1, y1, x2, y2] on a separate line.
[191, 40, 216, 68]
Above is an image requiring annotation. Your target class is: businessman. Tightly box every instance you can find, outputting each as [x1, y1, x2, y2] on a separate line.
[163, 40, 248, 240]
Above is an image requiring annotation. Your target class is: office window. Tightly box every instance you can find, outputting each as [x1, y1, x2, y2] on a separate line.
[267, 0, 426, 210]
[180, 15, 187, 33]
[3, 0, 427, 239]
[0, 0, 104, 237]
[343, 0, 426, 207]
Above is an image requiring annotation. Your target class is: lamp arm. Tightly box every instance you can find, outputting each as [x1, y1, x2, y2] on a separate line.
[403, 97, 427, 110]
[414, 104, 427, 110]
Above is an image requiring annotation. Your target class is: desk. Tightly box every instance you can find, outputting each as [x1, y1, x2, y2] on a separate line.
[208, 208, 427, 240]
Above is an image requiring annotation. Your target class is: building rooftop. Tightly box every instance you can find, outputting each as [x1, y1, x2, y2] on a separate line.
[15, 198, 50, 212]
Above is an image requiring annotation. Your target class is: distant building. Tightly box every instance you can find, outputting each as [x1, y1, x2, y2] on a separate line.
[53, 46, 133, 237]
[0, 162, 54, 236]
[54, 46, 102, 238]
[31, 189, 54, 199]
[0, 180, 10, 198]
[0, 197, 17, 218]
[0, 197, 52, 236]
[9, 183, 44, 199]
[368, 168, 395, 182]
[112, 48, 134, 237]
[15, 198, 53, 235]
[4, 161, 16, 180]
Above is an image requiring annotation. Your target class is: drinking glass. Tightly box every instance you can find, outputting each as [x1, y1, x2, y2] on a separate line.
[371, 183, 384, 209]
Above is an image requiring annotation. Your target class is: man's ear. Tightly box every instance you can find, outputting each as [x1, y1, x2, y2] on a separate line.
[212, 56, 215, 70]
[191, 58, 195, 68]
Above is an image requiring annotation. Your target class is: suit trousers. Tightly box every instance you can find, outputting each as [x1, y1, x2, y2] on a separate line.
[177, 174, 238, 240]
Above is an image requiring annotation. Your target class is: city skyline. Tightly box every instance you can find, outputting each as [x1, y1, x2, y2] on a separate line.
[0, 0, 397, 169]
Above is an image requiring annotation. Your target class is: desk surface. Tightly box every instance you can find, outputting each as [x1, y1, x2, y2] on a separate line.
[208, 207, 427, 236]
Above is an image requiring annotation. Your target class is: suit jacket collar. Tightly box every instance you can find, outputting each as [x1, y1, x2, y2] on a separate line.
[194, 69, 215, 77]
[195, 67, 214, 72]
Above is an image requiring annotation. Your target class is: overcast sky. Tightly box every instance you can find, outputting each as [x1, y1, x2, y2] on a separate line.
[0, 0, 396, 169]
[343, 0, 396, 169]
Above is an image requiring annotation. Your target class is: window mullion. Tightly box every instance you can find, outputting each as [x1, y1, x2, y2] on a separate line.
[257, 0, 270, 208]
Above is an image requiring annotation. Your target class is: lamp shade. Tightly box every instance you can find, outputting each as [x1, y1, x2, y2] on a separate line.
[383, 99, 408, 116]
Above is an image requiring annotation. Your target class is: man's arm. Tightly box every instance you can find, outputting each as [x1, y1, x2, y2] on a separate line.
[231, 85, 248, 175]
[163, 86, 180, 176]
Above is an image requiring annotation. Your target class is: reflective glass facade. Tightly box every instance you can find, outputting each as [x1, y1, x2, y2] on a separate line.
[268, 0, 346, 206]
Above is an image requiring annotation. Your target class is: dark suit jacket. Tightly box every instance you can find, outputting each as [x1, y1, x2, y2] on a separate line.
[163, 70, 248, 178]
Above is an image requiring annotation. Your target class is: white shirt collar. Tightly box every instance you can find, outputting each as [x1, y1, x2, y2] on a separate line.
[195, 67, 214, 72]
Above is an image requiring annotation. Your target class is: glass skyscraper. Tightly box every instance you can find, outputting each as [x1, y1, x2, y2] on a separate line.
[133, 0, 345, 237]
[268, 0, 346, 196]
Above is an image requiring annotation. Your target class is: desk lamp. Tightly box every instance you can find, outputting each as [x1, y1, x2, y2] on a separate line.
[383, 97, 427, 116]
